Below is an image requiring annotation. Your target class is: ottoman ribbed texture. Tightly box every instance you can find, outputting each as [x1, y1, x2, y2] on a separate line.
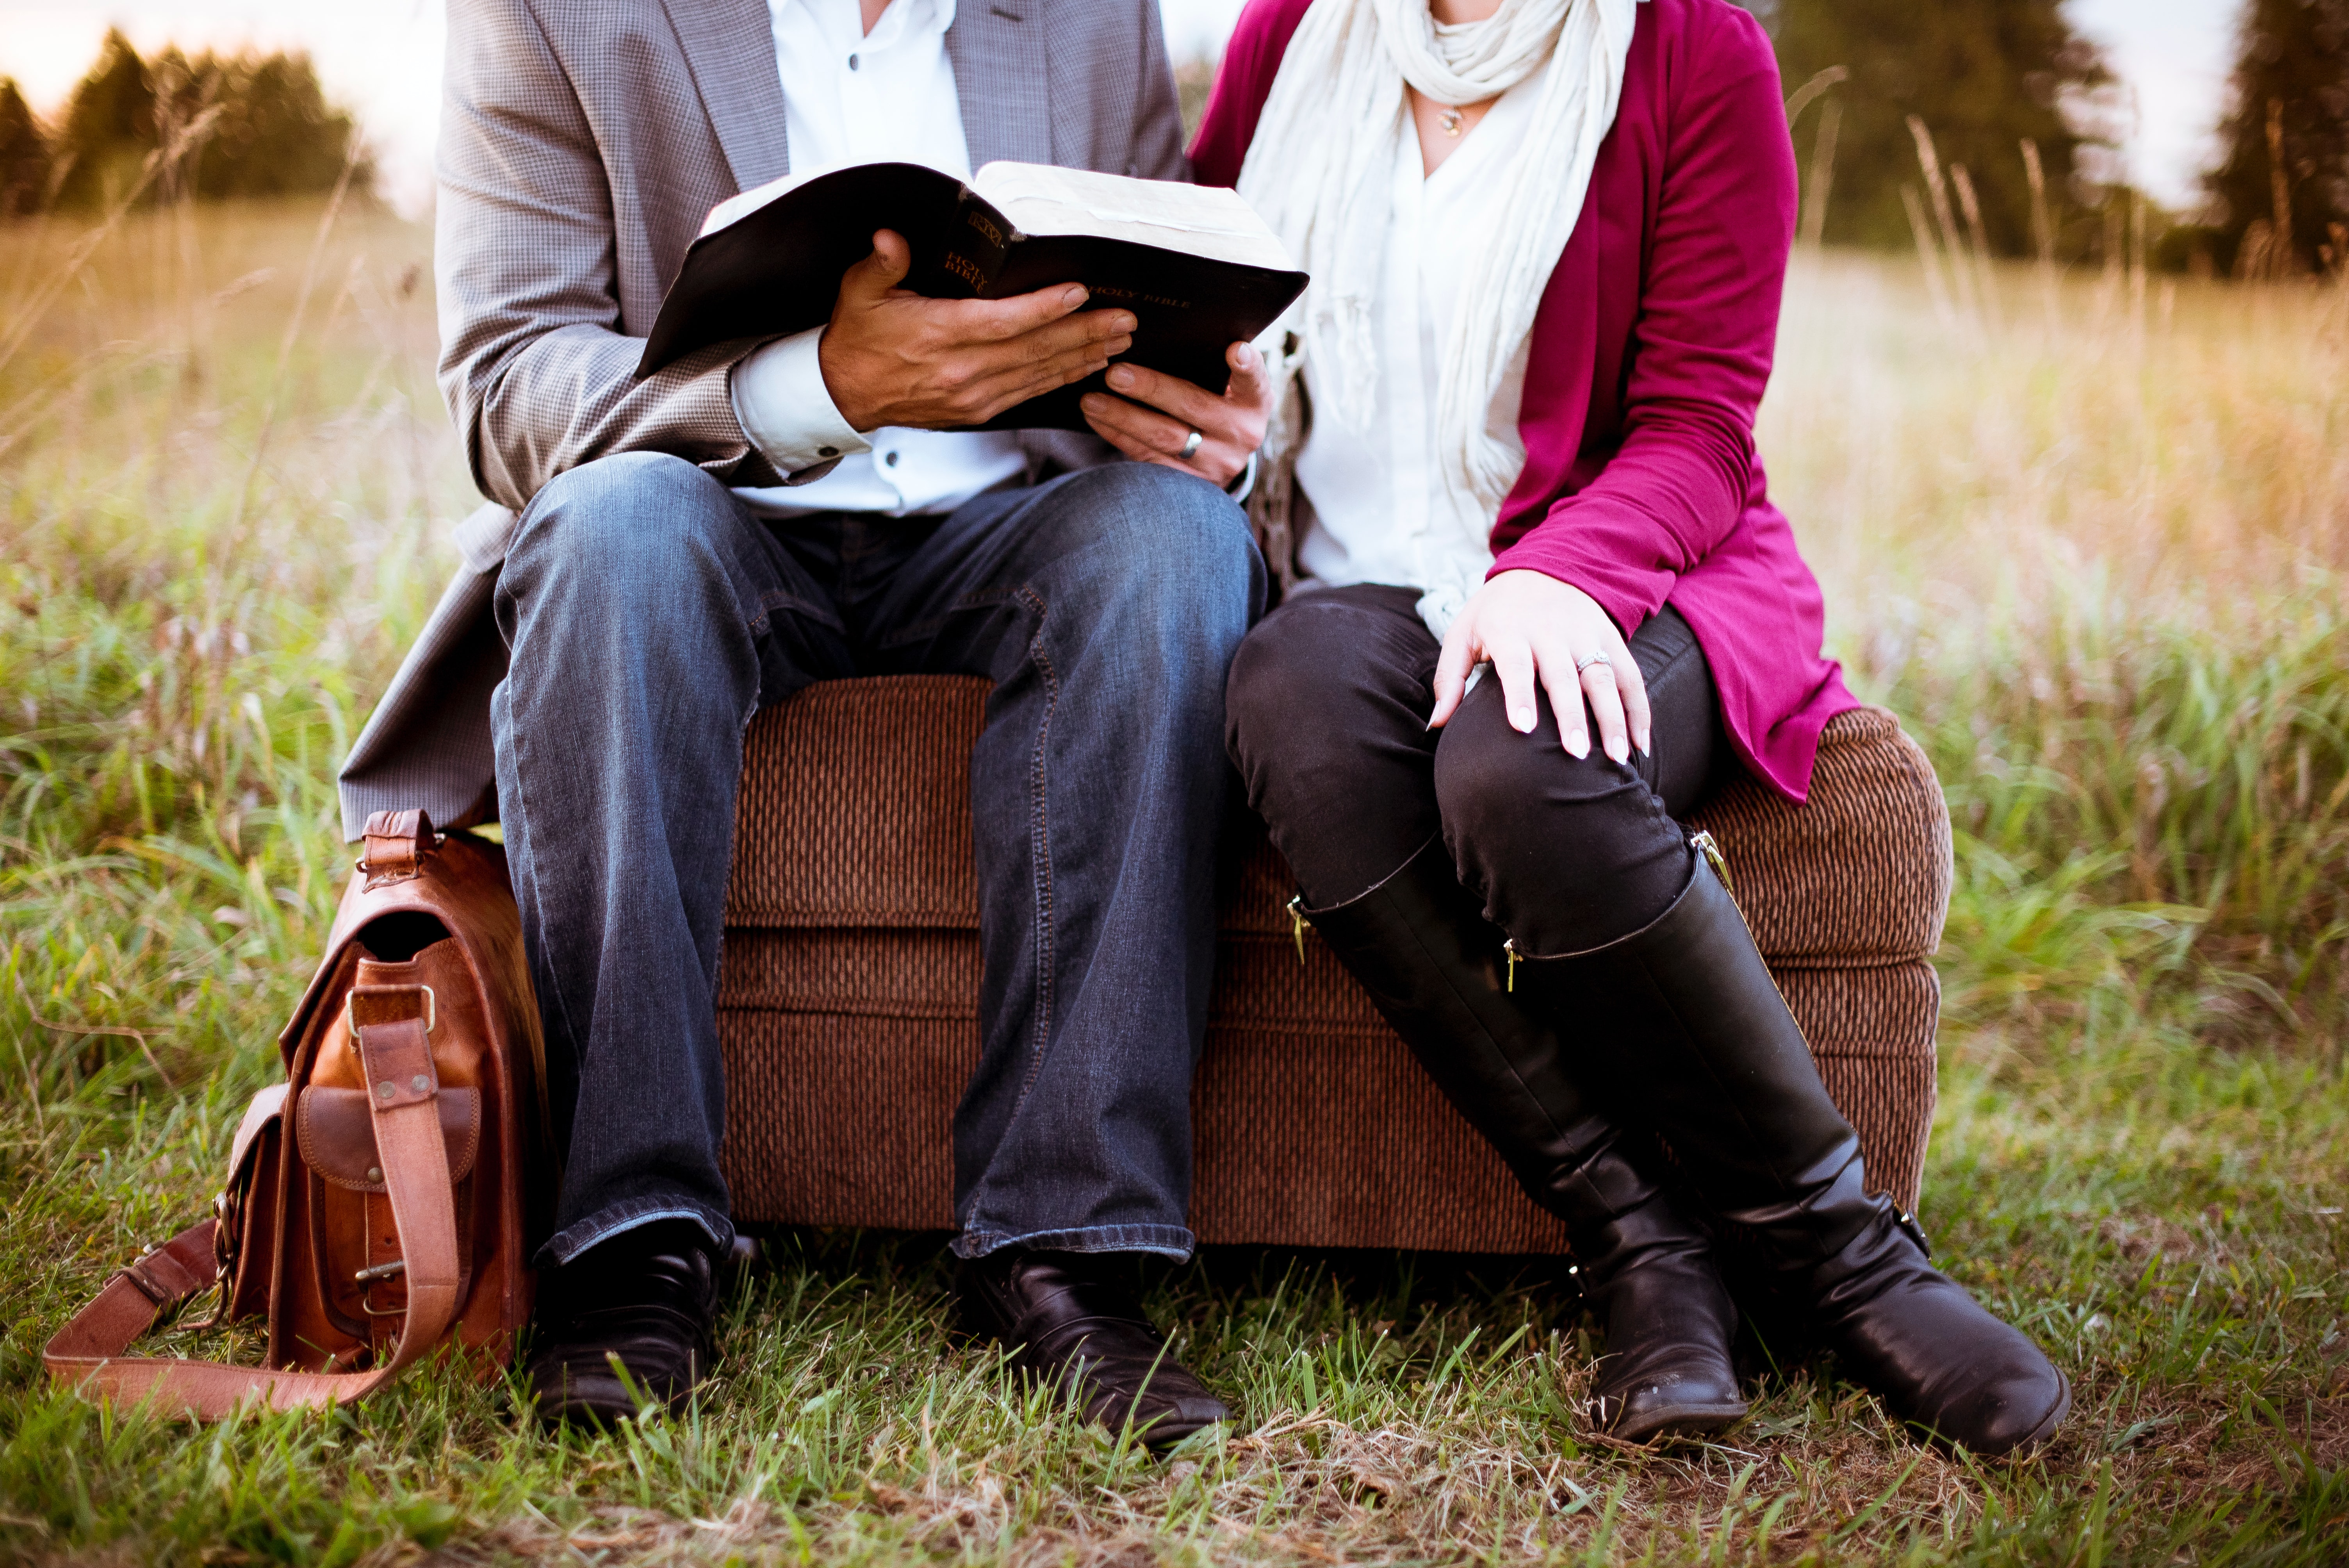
[717, 679, 1952, 1252]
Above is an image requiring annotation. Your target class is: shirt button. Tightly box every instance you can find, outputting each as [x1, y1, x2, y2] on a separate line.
[818, 445, 838, 458]
[884, 450, 900, 467]
[848, 53, 859, 70]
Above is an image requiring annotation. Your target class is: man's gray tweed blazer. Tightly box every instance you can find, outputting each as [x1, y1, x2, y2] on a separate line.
[338, 0, 1189, 839]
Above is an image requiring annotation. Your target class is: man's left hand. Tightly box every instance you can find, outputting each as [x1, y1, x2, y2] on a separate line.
[1078, 341, 1272, 488]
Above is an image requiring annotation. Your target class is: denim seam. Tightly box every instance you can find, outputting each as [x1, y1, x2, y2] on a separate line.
[540, 1200, 733, 1268]
[957, 1222, 1196, 1261]
[497, 657, 588, 1081]
[869, 585, 1018, 651]
[1006, 583, 1060, 1118]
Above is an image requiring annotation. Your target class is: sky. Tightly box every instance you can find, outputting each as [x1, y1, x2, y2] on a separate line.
[0, 0, 2240, 216]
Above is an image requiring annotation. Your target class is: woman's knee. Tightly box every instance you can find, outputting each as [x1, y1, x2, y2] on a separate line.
[1434, 680, 1683, 926]
[1226, 595, 1415, 777]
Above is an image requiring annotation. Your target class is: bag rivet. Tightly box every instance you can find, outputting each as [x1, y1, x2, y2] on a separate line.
[377, 1082, 395, 1101]
[366, 1167, 383, 1183]
[410, 1074, 430, 1093]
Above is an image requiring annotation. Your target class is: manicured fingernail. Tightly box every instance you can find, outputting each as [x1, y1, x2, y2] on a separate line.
[1108, 365, 1136, 390]
[1607, 739, 1629, 764]
[1062, 286, 1089, 308]
[1566, 734, 1589, 758]
[1511, 706, 1535, 732]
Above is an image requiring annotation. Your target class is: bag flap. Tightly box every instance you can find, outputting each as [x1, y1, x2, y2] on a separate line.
[228, 1083, 289, 1183]
[294, 1085, 480, 1192]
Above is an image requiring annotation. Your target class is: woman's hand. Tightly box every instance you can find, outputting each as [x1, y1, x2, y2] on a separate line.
[1429, 570, 1652, 763]
[1078, 341, 1273, 488]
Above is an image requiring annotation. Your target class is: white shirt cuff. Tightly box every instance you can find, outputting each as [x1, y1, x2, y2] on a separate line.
[1224, 451, 1258, 503]
[729, 327, 871, 475]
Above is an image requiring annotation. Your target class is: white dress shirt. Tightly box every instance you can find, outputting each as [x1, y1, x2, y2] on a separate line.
[728, 0, 1028, 517]
[1291, 80, 1535, 638]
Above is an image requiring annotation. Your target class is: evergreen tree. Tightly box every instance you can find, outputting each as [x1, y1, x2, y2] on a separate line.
[184, 50, 366, 200]
[0, 79, 50, 217]
[52, 32, 366, 210]
[1771, 0, 2113, 256]
[53, 29, 157, 210]
[2206, 0, 2349, 277]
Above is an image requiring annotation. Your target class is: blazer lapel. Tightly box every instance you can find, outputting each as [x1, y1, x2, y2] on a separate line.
[660, 0, 793, 190]
[945, 0, 1052, 170]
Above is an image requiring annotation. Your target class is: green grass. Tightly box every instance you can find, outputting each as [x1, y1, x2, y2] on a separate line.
[3, 204, 2347, 1564]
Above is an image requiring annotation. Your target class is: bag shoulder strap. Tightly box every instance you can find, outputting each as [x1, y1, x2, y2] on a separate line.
[45, 1010, 464, 1419]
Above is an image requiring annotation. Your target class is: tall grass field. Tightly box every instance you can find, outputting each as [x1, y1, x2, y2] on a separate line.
[2, 196, 2346, 1564]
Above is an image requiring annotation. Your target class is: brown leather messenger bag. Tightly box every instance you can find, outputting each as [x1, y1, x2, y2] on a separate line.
[44, 810, 552, 1418]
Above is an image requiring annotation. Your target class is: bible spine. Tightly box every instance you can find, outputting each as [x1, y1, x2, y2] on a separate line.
[928, 189, 1013, 298]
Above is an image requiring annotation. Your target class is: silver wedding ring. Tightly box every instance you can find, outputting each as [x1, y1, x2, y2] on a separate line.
[1575, 652, 1612, 674]
[1178, 428, 1204, 461]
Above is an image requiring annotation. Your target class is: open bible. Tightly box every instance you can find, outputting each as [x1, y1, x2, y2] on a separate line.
[634, 160, 1309, 431]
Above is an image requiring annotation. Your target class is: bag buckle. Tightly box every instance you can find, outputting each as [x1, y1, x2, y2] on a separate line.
[356, 1257, 410, 1318]
[345, 984, 435, 1039]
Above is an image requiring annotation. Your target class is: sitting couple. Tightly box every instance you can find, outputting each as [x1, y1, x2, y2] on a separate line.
[344, 0, 2066, 1455]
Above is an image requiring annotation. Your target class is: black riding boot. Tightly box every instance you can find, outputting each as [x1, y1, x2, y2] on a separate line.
[1298, 837, 1746, 1443]
[1509, 845, 2071, 1458]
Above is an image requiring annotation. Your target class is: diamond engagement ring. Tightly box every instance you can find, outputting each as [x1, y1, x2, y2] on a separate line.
[1575, 652, 1613, 674]
[1178, 428, 1204, 461]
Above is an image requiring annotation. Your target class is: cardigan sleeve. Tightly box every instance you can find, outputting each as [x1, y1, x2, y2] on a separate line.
[1187, 0, 1319, 188]
[1486, 6, 1797, 637]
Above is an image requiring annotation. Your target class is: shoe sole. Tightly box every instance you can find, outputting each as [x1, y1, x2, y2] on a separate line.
[1606, 1400, 1749, 1446]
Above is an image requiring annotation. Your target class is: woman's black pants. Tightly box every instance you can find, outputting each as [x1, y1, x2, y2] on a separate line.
[1225, 583, 1730, 949]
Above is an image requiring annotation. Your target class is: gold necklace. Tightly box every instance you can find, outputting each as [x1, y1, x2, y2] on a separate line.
[1438, 106, 1465, 137]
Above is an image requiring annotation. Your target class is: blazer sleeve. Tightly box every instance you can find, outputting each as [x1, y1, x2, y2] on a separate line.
[1487, 6, 1796, 636]
[434, 0, 784, 514]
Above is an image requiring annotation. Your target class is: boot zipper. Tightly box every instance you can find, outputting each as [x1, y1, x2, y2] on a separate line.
[1286, 894, 1309, 967]
[1689, 829, 1732, 893]
[1504, 938, 1520, 993]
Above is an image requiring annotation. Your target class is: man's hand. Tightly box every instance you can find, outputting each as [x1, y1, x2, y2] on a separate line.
[1428, 570, 1652, 764]
[818, 230, 1137, 431]
[1078, 341, 1272, 488]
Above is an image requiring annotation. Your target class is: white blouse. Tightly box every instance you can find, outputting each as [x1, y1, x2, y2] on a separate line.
[1292, 78, 1536, 639]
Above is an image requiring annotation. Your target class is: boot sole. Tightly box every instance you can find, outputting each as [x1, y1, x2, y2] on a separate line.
[1607, 1400, 1749, 1446]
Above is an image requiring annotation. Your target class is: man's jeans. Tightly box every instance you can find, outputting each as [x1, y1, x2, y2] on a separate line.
[490, 454, 1264, 1268]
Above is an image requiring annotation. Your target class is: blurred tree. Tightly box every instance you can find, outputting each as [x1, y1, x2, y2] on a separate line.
[0, 78, 50, 217]
[157, 48, 368, 201]
[51, 30, 367, 210]
[1769, 0, 2114, 256]
[53, 29, 156, 210]
[2206, 0, 2349, 277]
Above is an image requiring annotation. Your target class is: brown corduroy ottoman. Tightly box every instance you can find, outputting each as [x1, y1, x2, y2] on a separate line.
[716, 678, 1953, 1253]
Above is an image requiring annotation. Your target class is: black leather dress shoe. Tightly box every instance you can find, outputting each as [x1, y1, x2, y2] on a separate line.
[525, 1221, 716, 1429]
[957, 1249, 1230, 1450]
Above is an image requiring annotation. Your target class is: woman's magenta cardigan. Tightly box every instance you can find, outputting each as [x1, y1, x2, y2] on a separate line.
[1189, 0, 1857, 802]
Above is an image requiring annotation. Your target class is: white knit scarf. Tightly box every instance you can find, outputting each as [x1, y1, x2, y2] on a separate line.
[1237, 0, 1636, 622]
